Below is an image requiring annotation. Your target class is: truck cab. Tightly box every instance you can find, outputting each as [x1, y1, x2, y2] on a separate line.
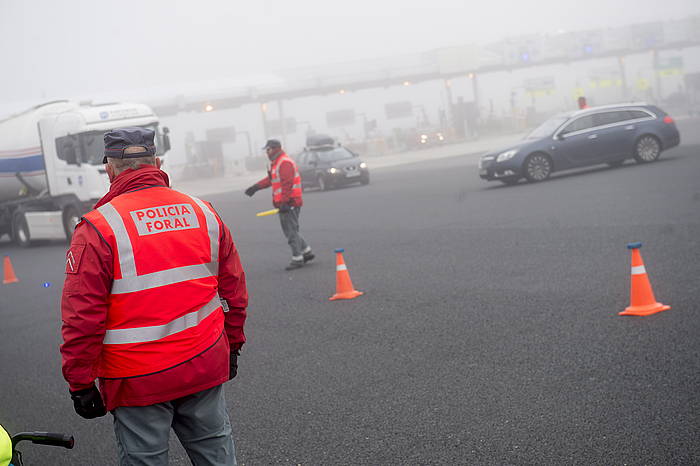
[0, 100, 170, 246]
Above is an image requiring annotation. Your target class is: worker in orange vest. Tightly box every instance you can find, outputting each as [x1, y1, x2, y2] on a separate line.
[245, 139, 314, 270]
[61, 127, 247, 465]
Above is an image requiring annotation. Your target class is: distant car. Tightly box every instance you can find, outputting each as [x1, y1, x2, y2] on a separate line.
[295, 141, 370, 191]
[416, 129, 446, 148]
[478, 103, 681, 185]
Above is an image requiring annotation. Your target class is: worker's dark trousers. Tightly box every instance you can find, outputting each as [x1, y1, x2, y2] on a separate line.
[112, 385, 236, 466]
[279, 206, 309, 260]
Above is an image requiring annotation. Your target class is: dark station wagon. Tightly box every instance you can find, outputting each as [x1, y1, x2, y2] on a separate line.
[479, 103, 681, 185]
[295, 136, 370, 191]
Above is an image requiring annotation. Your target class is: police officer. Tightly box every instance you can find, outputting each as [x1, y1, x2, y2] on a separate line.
[245, 139, 314, 270]
[60, 127, 247, 466]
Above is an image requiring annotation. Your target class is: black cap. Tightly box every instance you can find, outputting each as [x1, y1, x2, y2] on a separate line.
[262, 139, 282, 150]
[103, 127, 156, 163]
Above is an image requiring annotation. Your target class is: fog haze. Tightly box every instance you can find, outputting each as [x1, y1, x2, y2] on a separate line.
[2, 0, 699, 113]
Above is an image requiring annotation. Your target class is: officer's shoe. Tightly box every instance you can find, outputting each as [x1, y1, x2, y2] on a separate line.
[303, 251, 315, 263]
[285, 259, 304, 271]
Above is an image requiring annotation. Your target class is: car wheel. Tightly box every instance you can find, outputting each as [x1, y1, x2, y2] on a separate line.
[62, 206, 81, 242]
[12, 212, 31, 247]
[499, 176, 520, 186]
[633, 135, 661, 163]
[523, 153, 552, 183]
[607, 160, 624, 168]
[317, 175, 327, 191]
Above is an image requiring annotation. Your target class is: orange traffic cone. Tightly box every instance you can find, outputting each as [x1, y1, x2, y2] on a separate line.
[3, 256, 19, 284]
[619, 242, 669, 316]
[329, 248, 363, 301]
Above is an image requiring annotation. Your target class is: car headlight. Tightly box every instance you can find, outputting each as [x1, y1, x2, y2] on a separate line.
[328, 167, 338, 174]
[359, 162, 367, 169]
[496, 149, 518, 163]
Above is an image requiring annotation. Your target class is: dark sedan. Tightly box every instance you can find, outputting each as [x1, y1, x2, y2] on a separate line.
[479, 103, 681, 185]
[295, 145, 370, 191]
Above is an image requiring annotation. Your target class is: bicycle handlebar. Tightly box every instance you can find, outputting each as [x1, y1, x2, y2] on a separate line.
[11, 432, 74, 450]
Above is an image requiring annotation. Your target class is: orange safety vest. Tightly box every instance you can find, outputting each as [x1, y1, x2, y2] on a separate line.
[270, 153, 302, 205]
[83, 187, 224, 379]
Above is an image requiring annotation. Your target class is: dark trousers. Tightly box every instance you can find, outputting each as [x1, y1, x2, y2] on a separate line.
[279, 206, 309, 259]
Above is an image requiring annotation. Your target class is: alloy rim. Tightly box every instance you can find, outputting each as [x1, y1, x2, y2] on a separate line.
[527, 155, 551, 181]
[638, 137, 659, 162]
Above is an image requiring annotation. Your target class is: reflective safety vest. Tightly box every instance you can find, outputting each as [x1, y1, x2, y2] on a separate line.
[83, 187, 224, 379]
[0, 424, 11, 466]
[270, 153, 302, 205]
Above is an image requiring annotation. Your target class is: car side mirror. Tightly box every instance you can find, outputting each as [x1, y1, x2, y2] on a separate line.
[64, 147, 79, 165]
[162, 127, 171, 152]
[556, 133, 566, 141]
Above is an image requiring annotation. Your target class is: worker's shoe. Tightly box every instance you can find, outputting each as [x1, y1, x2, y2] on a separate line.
[303, 251, 315, 263]
[285, 259, 304, 271]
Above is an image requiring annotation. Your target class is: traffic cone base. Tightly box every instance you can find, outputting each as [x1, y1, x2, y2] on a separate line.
[329, 248, 363, 301]
[619, 302, 670, 317]
[330, 290, 364, 301]
[3, 256, 19, 284]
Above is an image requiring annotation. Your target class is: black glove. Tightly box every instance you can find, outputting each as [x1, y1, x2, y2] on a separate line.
[70, 385, 107, 419]
[229, 349, 240, 380]
[244, 185, 259, 197]
[278, 204, 291, 213]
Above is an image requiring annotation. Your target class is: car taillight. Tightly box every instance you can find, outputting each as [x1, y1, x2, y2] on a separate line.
[663, 115, 674, 124]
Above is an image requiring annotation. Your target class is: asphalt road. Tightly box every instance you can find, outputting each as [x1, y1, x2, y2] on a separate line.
[1, 124, 699, 465]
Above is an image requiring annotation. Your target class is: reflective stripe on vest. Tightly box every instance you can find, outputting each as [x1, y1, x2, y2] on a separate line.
[270, 153, 302, 204]
[104, 294, 221, 344]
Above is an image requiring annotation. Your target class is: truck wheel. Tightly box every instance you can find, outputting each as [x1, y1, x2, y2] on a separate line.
[63, 206, 81, 242]
[12, 212, 31, 248]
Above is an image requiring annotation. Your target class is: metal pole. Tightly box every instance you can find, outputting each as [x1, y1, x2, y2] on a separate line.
[652, 49, 661, 102]
[618, 56, 628, 101]
[237, 131, 252, 158]
[277, 100, 286, 148]
[444, 79, 454, 129]
[260, 103, 268, 141]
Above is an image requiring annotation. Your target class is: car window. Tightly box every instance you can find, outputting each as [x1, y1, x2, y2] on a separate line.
[526, 115, 569, 139]
[316, 147, 356, 162]
[627, 110, 651, 120]
[593, 111, 629, 127]
[561, 115, 594, 135]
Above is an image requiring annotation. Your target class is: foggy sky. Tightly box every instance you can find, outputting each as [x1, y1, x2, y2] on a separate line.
[1, 0, 699, 115]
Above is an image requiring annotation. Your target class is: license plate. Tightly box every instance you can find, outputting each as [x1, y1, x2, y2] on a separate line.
[346, 171, 360, 178]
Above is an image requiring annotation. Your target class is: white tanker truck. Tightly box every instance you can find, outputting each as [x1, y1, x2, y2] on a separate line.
[0, 100, 170, 246]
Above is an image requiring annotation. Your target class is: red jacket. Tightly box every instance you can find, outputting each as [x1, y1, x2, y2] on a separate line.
[60, 166, 247, 411]
[255, 151, 303, 207]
